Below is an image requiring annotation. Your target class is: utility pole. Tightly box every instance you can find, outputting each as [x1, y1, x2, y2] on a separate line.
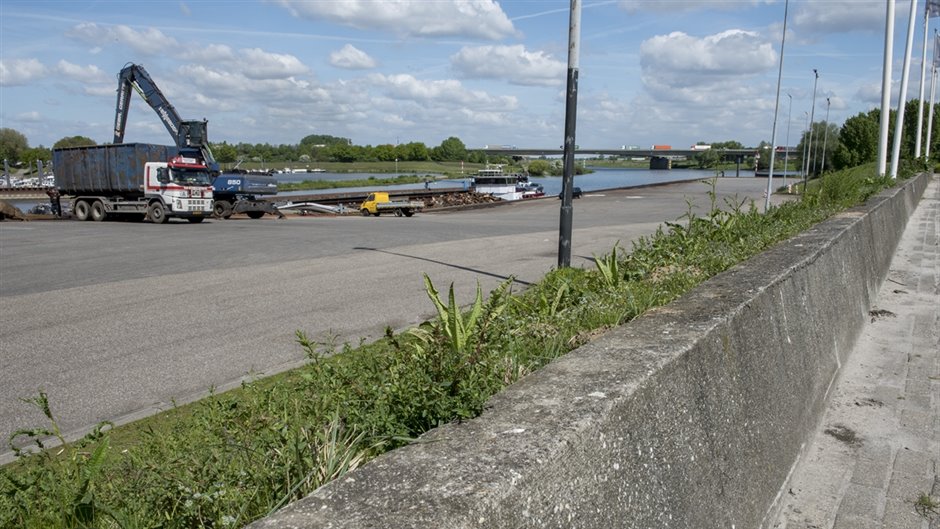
[821, 97, 831, 174]
[784, 93, 792, 189]
[764, 0, 789, 213]
[557, 0, 581, 268]
[891, 0, 920, 179]
[878, 0, 896, 177]
[804, 69, 819, 189]
[928, 30, 939, 159]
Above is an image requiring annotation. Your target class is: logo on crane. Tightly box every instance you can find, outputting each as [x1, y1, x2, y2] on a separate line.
[158, 107, 179, 136]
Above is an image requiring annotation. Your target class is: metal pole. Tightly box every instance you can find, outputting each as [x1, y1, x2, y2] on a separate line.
[804, 70, 819, 188]
[784, 93, 792, 189]
[821, 98, 831, 174]
[764, 0, 789, 212]
[914, 5, 930, 158]
[878, 0, 896, 176]
[801, 111, 809, 188]
[916, 3, 930, 157]
[928, 44, 937, 158]
[3, 158, 10, 188]
[890, 0, 919, 179]
[557, 0, 581, 268]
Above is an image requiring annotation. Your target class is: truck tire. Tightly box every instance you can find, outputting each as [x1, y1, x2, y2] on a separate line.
[395, 208, 403, 217]
[213, 200, 233, 219]
[404, 210, 414, 217]
[148, 201, 169, 224]
[90, 200, 107, 222]
[373, 211, 380, 217]
[74, 200, 91, 221]
[361, 209, 370, 217]
[246, 211, 265, 219]
[187, 217, 205, 223]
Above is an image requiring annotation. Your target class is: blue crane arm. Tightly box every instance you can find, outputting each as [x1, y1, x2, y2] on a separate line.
[113, 63, 218, 172]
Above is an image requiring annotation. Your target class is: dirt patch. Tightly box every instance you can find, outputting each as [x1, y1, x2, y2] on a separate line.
[824, 424, 863, 447]
[868, 308, 896, 322]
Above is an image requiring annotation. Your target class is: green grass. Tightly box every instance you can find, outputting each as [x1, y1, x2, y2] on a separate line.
[276, 174, 438, 192]
[0, 161, 914, 529]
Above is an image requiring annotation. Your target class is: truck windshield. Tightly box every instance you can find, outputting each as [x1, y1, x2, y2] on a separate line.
[169, 168, 211, 185]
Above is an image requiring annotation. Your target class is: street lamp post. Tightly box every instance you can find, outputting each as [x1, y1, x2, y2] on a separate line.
[821, 97, 831, 174]
[807, 69, 820, 180]
[801, 111, 809, 187]
[763, 0, 789, 212]
[784, 93, 792, 188]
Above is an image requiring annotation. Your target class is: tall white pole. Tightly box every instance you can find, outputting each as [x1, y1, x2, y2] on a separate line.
[878, 0, 897, 176]
[890, 0, 919, 179]
[821, 98, 831, 173]
[784, 93, 792, 188]
[928, 43, 937, 158]
[804, 70, 819, 186]
[916, 4, 929, 157]
[764, 0, 789, 212]
[801, 111, 809, 188]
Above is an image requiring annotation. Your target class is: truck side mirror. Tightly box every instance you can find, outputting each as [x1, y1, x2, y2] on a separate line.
[157, 167, 169, 184]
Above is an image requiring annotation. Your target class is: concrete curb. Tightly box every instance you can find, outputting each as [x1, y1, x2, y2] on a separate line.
[251, 173, 930, 529]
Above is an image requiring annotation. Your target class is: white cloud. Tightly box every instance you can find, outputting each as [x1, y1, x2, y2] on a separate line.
[642, 30, 775, 79]
[274, 0, 516, 40]
[0, 58, 47, 86]
[56, 61, 110, 84]
[66, 23, 180, 55]
[791, 1, 886, 36]
[330, 44, 377, 70]
[238, 48, 310, 79]
[619, 0, 770, 13]
[181, 44, 236, 63]
[451, 45, 565, 87]
[368, 73, 518, 110]
[16, 111, 42, 122]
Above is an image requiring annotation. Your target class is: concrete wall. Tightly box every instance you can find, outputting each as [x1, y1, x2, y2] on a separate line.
[251, 174, 930, 529]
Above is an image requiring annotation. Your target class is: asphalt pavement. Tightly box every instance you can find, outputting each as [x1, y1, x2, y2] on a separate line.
[0, 176, 789, 465]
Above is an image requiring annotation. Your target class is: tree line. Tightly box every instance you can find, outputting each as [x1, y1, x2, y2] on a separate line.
[3, 101, 938, 174]
[0, 132, 491, 171]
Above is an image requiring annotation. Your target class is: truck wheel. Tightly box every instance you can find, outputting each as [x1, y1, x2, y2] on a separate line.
[90, 200, 107, 222]
[148, 202, 169, 224]
[373, 211, 381, 217]
[395, 209, 403, 217]
[74, 200, 91, 221]
[404, 210, 414, 217]
[187, 217, 205, 223]
[246, 211, 265, 219]
[361, 209, 371, 217]
[213, 201, 233, 219]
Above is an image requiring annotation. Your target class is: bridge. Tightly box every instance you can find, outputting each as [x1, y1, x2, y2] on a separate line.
[481, 146, 798, 170]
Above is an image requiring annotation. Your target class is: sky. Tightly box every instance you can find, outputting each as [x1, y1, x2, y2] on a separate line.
[0, 1, 933, 152]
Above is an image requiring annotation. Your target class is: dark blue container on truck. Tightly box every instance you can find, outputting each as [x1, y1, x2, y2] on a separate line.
[53, 143, 178, 197]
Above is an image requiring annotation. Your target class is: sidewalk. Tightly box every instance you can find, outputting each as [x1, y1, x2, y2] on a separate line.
[773, 175, 940, 529]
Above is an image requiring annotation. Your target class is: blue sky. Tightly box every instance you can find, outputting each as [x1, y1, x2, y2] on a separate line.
[0, 1, 931, 151]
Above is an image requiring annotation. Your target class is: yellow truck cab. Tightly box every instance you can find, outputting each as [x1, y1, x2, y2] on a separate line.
[359, 192, 423, 217]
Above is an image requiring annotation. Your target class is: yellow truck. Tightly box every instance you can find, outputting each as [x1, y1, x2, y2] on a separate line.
[359, 192, 424, 217]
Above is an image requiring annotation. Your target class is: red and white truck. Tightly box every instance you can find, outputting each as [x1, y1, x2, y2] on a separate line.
[52, 143, 214, 224]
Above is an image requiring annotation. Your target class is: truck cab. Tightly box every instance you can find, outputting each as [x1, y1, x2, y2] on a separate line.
[143, 156, 214, 223]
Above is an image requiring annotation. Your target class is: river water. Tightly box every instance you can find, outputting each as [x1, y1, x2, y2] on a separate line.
[274, 166, 748, 198]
